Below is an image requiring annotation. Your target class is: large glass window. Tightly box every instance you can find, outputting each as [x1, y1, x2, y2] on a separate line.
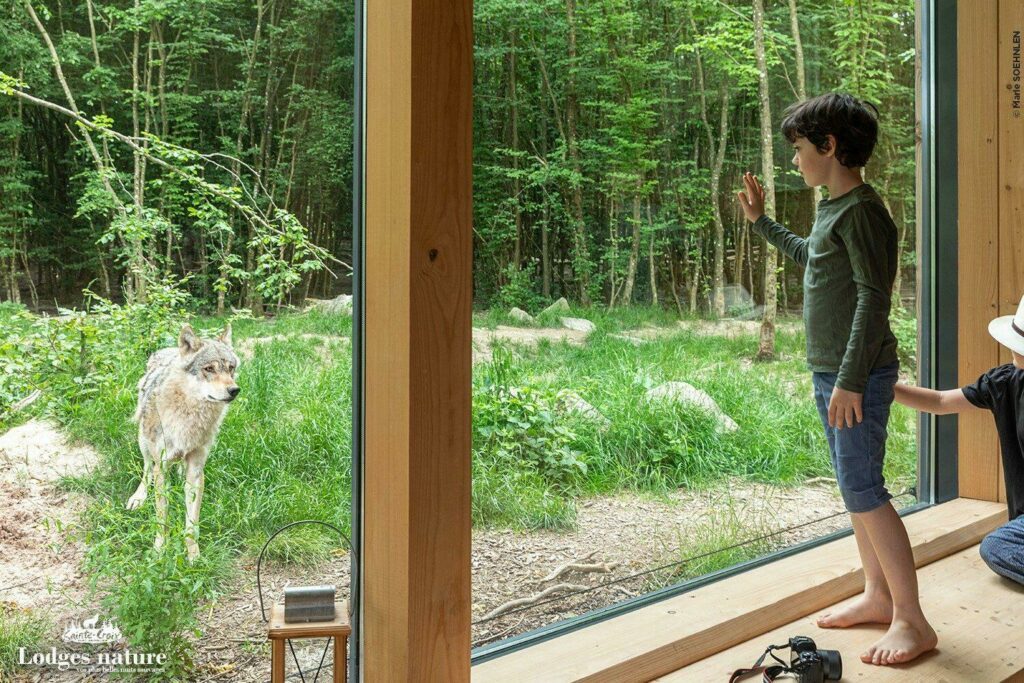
[0, 1, 356, 679]
[470, 0, 920, 651]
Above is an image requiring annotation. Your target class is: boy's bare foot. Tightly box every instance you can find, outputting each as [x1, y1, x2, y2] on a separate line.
[861, 618, 938, 666]
[816, 592, 893, 628]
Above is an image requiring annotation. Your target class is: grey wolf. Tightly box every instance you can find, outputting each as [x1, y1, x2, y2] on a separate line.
[127, 324, 240, 561]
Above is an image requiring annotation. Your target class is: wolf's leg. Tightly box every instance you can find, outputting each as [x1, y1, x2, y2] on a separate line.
[126, 433, 154, 510]
[183, 452, 207, 561]
[152, 453, 169, 551]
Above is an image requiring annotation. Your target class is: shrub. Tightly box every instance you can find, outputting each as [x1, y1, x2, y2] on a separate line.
[473, 347, 587, 486]
[0, 277, 192, 423]
[890, 305, 917, 378]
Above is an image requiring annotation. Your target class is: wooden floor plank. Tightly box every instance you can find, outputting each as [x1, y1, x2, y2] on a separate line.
[661, 545, 1024, 682]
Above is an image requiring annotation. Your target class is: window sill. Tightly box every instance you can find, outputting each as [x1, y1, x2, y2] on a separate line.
[471, 498, 1006, 682]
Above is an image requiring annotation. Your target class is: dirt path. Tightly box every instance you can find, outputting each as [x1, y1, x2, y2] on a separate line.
[183, 478, 890, 680]
[472, 326, 590, 364]
[0, 420, 103, 682]
[469, 479, 866, 648]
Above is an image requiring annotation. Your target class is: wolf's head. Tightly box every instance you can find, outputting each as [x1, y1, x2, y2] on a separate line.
[177, 324, 241, 404]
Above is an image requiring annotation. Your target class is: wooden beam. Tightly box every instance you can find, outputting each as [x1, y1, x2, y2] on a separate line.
[364, 0, 473, 679]
[471, 499, 1006, 682]
[958, 0, 1002, 502]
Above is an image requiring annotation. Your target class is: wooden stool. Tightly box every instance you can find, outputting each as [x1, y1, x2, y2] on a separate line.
[268, 600, 351, 683]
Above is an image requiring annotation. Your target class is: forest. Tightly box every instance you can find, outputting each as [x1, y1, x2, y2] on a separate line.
[0, 0, 916, 335]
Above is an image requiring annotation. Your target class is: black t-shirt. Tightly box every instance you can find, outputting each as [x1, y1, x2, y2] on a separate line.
[962, 364, 1024, 520]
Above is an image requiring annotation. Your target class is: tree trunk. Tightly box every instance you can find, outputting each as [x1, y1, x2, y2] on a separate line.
[130, 0, 147, 301]
[619, 182, 643, 306]
[541, 203, 552, 299]
[647, 198, 657, 306]
[754, 0, 778, 360]
[565, 0, 591, 305]
[788, 0, 822, 210]
[508, 29, 522, 270]
[688, 8, 730, 317]
[608, 197, 618, 308]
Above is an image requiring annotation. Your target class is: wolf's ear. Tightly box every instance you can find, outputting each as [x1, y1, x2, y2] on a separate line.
[179, 324, 202, 354]
[218, 323, 233, 347]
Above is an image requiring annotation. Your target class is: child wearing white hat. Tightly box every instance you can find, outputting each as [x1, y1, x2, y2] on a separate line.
[894, 294, 1024, 584]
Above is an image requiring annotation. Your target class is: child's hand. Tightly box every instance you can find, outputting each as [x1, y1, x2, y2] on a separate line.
[828, 386, 863, 430]
[737, 172, 766, 223]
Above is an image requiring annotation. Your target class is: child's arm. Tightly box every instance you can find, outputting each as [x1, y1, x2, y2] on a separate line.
[894, 383, 982, 415]
[737, 172, 808, 266]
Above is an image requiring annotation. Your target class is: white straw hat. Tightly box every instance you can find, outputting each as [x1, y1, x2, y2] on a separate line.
[988, 294, 1024, 356]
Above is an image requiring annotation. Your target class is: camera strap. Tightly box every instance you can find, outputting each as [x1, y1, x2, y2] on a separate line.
[729, 643, 792, 682]
[728, 664, 790, 682]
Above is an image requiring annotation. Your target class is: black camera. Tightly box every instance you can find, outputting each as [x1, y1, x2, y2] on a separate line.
[729, 635, 842, 683]
[788, 636, 842, 683]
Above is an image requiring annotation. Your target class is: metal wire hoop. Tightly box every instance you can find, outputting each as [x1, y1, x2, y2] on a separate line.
[256, 519, 354, 623]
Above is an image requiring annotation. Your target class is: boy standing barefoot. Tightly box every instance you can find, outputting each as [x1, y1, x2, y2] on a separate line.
[736, 93, 937, 666]
[895, 294, 1024, 586]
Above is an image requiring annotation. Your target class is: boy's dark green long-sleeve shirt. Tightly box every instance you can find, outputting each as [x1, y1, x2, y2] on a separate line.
[752, 183, 899, 393]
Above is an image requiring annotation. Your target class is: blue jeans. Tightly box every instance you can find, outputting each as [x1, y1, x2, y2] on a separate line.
[979, 516, 1024, 585]
[811, 363, 899, 513]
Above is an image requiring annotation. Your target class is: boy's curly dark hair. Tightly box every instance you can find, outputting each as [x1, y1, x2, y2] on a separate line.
[780, 93, 879, 168]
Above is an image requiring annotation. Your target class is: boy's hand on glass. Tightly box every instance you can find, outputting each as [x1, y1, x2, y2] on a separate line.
[737, 171, 766, 223]
[828, 387, 863, 430]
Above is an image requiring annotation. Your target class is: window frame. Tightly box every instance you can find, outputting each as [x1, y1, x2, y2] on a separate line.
[468, 0, 958, 665]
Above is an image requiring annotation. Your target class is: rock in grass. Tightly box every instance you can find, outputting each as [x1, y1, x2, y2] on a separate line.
[541, 297, 570, 315]
[508, 307, 534, 324]
[308, 294, 352, 315]
[557, 391, 610, 427]
[610, 333, 646, 346]
[646, 382, 739, 433]
[560, 316, 596, 333]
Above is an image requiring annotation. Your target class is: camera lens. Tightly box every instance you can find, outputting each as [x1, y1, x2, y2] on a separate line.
[819, 649, 842, 680]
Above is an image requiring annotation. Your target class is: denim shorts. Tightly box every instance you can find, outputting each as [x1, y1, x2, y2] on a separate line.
[811, 362, 899, 513]
[979, 515, 1024, 586]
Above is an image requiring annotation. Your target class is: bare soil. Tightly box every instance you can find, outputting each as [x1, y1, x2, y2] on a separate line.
[472, 326, 590, 364]
[0, 420, 104, 682]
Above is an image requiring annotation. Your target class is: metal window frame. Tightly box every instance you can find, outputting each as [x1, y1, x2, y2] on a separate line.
[467, 0, 958, 665]
[350, 0, 365, 677]
[918, 0, 959, 507]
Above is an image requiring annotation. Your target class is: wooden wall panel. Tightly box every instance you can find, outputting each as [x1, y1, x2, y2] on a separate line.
[958, 0, 1002, 502]
[999, 1, 1024, 311]
[364, 0, 474, 679]
[997, 0, 1024, 503]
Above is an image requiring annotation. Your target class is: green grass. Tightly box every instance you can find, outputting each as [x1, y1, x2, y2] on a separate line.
[470, 311, 917, 530]
[3, 303, 917, 677]
[0, 605, 49, 676]
[646, 501, 775, 591]
[53, 309, 353, 680]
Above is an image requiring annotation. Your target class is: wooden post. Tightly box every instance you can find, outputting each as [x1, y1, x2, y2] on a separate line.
[958, 0, 1002, 502]
[271, 639, 285, 683]
[364, 0, 473, 680]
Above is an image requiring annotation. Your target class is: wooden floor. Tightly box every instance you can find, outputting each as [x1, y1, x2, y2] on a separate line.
[473, 500, 1007, 682]
[660, 544, 1024, 682]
